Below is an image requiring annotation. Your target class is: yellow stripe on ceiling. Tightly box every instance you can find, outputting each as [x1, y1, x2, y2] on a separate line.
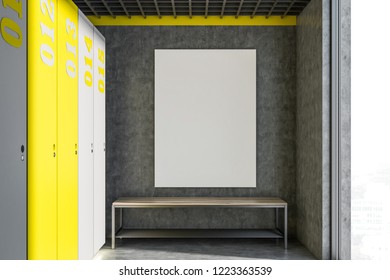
[88, 16, 296, 26]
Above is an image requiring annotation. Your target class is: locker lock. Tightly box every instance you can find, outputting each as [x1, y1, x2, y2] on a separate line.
[75, 144, 78, 155]
[21, 145, 25, 161]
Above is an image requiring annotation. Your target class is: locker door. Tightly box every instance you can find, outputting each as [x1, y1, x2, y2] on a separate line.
[93, 28, 106, 254]
[0, 0, 26, 260]
[78, 12, 94, 260]
[28, 0, 58, 260]
[57, 0, 78, 260]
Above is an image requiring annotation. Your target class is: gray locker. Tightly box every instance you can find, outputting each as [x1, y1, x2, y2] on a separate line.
[0, 0, 27, 259]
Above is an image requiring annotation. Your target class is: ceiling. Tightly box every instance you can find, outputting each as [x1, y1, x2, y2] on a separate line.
[72, 0, 312, 18]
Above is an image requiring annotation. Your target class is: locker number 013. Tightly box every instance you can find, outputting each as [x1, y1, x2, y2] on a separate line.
[65, 17, 77, 78]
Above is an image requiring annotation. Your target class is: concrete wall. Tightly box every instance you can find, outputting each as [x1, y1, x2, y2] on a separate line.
[296, 0, 331, 259]
[98, 26, 297, 237]
[340, 0, 351, 260]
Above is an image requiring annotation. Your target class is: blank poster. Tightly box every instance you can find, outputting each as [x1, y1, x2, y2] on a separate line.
[155, 49, 256, 188]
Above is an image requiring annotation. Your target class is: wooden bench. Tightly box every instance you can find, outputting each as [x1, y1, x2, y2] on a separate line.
[111, 197, 288, 249]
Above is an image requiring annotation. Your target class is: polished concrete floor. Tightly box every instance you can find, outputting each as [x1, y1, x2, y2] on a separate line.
[94, 238, 316, 260]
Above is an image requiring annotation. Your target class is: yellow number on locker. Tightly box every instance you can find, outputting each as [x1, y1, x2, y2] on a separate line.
[98, 79, 104, 93]
[0, 17, 22, 48]
[84, 56, 92, 67]
[84, 70, 92, 87]
[97, 49, 105, 93]
[98, 48, 104, 63]
[84, 35, 92, 52]
[83, 36, 93, 87]
[2, 0, 23, 18]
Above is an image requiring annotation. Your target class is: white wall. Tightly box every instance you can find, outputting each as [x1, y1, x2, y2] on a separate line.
[351, 0, 390, 260]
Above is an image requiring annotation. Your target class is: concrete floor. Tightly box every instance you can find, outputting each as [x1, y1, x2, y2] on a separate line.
[94, 238, 316, 260]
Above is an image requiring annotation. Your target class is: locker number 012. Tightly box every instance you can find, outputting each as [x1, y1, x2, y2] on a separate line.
[40, 0, 55, 66]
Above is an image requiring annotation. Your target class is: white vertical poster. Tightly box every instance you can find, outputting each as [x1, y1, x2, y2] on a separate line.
[155, 50, 256, 188]
[93, 27, 106, 254]
[78, 12, 94, 260]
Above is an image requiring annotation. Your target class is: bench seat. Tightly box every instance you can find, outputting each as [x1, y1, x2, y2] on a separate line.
[111, 197, 288, 249]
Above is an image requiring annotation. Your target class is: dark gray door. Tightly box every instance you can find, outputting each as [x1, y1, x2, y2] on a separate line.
[0, 0, 26, 260]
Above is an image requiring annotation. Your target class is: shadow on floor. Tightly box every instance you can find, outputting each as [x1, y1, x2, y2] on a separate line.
[94, 238, 316, 260]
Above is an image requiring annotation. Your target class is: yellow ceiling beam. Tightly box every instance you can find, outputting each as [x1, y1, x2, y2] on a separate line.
[88, 15, 296, 26]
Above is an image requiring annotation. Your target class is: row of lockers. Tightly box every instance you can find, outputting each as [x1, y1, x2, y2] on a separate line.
[0, 0, 106, 260]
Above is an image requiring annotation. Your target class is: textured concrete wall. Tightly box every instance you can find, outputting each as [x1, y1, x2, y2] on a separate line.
[296, 0, 331, 260]
[322, 0, 331, 260]
[97, 26, 297, 236]
[340, 0, 351, 260]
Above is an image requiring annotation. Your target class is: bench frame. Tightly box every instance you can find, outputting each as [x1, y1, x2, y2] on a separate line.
[111, 197, 288, 249]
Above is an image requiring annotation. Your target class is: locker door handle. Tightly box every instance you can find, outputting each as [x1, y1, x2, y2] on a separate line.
[21, 145, 25, 161]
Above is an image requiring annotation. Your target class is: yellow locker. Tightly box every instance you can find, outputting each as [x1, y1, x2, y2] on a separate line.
[57, 0, 79, 260]
[28, 0, 58, 260]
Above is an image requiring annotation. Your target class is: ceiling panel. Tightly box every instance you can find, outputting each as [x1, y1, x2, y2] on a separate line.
[72, 0, 311, 18]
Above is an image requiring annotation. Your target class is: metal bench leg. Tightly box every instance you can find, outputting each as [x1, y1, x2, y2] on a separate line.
[112, 205, 115, 249]
[275, 208, 279, 229]
[284, 205, 288, 249]
[119, 208, 123, 229]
